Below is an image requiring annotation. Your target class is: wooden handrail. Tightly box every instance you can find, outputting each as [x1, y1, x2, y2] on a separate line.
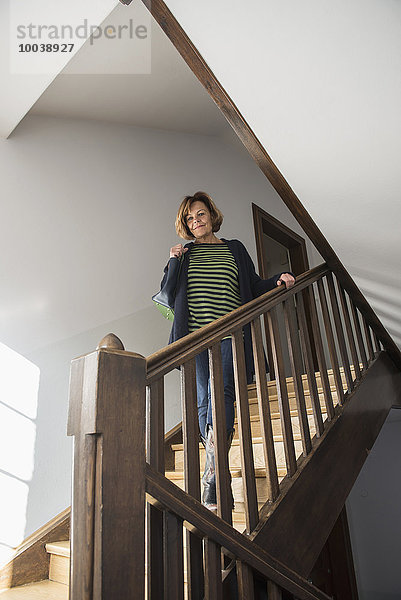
[147, 263, 329, 382]
[146, 464, 332, 600]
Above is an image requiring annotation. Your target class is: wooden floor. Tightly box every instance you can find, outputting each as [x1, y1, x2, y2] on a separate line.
[0, 580, 68, 599]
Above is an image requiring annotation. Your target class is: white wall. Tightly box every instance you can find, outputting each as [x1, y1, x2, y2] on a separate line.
[24, 307, 178, 540]
[0, 113, 321, 544]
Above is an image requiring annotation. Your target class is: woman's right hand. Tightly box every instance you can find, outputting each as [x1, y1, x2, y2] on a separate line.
[170, 244, 188, 259]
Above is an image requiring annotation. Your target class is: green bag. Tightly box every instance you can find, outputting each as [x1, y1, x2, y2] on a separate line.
[152, 302, 175, 321]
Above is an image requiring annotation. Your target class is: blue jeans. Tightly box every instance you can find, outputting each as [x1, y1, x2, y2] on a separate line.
[195, 338, 235, 439]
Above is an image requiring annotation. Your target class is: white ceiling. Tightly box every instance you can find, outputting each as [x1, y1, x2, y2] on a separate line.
[29, 2, 231, 138]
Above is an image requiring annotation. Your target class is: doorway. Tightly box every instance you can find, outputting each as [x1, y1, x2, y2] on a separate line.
[252, 203, 316, 379]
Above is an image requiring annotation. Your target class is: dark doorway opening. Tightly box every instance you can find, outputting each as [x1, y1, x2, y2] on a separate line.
[252, 203, 310, 279]
[252, 203, 317, 378]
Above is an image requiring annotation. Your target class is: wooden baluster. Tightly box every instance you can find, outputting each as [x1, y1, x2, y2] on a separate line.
[326, 273, 353, 392]
[349, 302, 368, 371]
[68, 334, 146, 600]
[237, 561, 255, 600]
[363, 317, 375, 363]
[267, 580, 283, 600]
[181, 359, 203, 600]
[283, 296, 312, 455]
[146, 378, 165, 600]
[317, 278, 346, 406]
[296, 292, 324, 437]
[163, 511, 184, 600]
[250, 317, 280, 502]
[267, 307, 297, 477]
[337, 283, 361, 381]
[204, 538, 223, 600]
[337, 281, 361, 379]
[232, 329, 259, 533]
[373, 330, 382, 354]
[209, 343, 233, 524]
[181, 360, 201, 497]
[306, 283, 335, 421]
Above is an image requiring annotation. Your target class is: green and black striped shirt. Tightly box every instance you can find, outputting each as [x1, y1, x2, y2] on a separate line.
[187, 243, 241, 333]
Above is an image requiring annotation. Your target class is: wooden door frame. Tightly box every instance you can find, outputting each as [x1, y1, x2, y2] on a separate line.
[252, 203, 310, 279]
[252, 203, 315, 378]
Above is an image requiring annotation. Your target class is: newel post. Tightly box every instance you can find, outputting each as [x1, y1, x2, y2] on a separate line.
[67, 333, 147, 600]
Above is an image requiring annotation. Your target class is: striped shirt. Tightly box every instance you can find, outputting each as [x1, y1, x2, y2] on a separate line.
[187, 243, 241, 333]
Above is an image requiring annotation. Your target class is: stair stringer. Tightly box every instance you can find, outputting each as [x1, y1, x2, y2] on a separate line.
[249, 351, 401, 578]
[0, 508, 70, 592]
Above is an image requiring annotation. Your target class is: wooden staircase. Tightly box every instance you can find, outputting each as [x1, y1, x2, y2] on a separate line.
[0, 544, 69, 599]
[0, 370, 349, 598]
[167, 369, 349, 532]
[3, 265, 401, 599]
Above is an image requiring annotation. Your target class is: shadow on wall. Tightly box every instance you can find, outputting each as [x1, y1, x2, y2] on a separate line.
[349, 264, 401, 348]
[0, 342, 40, 568]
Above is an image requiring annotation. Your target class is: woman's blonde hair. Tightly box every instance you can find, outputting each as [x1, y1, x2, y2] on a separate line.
[175, 191, 224, 240]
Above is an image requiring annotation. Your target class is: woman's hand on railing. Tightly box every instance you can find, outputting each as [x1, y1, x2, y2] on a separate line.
[277, 273, 296, 289]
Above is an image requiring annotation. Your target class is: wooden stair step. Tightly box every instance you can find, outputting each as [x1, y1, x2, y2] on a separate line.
[174, 442, 303, 471]
[172, 435, 305, 471]
[166, 467, 286, 505]
[234, 410, 326, 439]
[0, 580, 68, 599]
[252, 406, 327, 422]
[46, 542, 69, 586]
[231, 509, 261, 533]
[246, 384, 341, 402]
[46, 541, 70, 557]
[246, 365, 357, 400]
[244, 390, 340, 417]
[233, 502, 265, 517]
[166, 467, 286, 480]
[171, 433, 304, 452]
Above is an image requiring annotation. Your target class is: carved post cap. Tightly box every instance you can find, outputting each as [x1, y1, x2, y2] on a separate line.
[97, 333, 125, 351]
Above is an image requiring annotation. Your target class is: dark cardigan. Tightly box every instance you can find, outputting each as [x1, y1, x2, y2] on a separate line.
[161, 238, 288, 382]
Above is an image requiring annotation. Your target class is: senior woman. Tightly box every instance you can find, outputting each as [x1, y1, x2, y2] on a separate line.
[161, 191, 295, 510]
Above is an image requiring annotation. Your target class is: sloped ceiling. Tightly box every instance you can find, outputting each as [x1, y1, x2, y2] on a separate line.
[28, 2, 230, 137]
[0, 0, 119, 138]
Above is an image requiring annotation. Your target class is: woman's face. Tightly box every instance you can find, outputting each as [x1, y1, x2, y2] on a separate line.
[185, 201, 213, 239]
